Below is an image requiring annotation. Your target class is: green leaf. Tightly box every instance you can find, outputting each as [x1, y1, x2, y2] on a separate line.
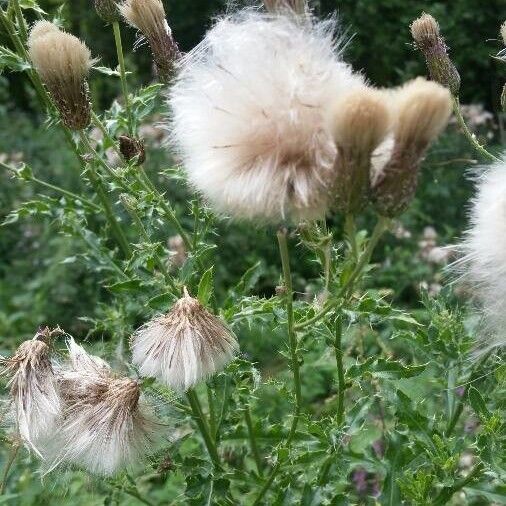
[197, 266, 214, 306]
[148, 291, 177, 310]
[93, 65, 121, 77]
[346, 358, 427, 380]
[18, 0, 46, 13]
[468, 386, 490, 418]
[107, 279, 143, 293]
[0, 46, 31, 74]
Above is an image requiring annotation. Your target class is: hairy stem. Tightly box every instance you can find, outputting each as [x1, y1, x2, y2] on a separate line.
[452, 96, 499, 162]
[296, 217, 389, 331]
[244, 406, 263, 476]
[112, 21, 134, 135]
[10, 0, 28, 43]
[334, 314, 345, 426]
[186, 388, 221, 469]
[253, 228, 302, 503]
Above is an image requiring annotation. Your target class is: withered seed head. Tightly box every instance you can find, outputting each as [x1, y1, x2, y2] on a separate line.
[94, 0, 121, 23]
[410, 13, 460, 95]
[264, 0, 307, 14]
[131, 287, 239, 392]
[119, 135, 146, 165]
[28, 22, 94, 130]
[119, 0, 180, 82]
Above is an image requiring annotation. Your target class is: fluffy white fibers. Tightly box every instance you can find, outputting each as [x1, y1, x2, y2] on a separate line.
[459, 160, 506, 352]
[169, 11, 364, 221]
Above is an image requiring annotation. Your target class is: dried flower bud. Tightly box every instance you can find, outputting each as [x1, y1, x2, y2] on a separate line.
[501, 21, 506, 46]
[94, 0, 121, 23]
[119, 0, 180, 83]
[47, 339, 159, 476]
[28, 22, 93, 130]
[410, 13, 460, 95]
[119, 135, 146, 164]
[332, 87, 391, 214]
[264, 0, 307, 14]
[1, 329, 61, 455]
[371, 78, 451, 217]
[131, 287, 239, 392]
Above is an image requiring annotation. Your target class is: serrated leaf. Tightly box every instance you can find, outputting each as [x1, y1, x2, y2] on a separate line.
[148, 291, 177, 310]
[197, 266, 214, 306]
[0, 46, 31, 74]
[107, 279, 142, 293]
[468, 386, 490, 418]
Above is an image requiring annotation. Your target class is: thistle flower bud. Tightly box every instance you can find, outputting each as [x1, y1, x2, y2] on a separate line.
[332, 87, 391, 214]
[501, 21, 506, 45]
[371, 78, 452, 217]
[264, 0, 307, 14]
[131, 288, 239, 392]
[119, 135, 146, 164]
[28, 22, 93, 130]
[119, 0, 180, 83]
[1, 329, 61, 455]
[94, 0, 121, 23]
[410, 13, 461, 95]
[48, 339, 158, 475]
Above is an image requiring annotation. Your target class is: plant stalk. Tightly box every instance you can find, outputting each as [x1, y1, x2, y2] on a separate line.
[334, 314, 345, 426]
[244, 406, 263, 476]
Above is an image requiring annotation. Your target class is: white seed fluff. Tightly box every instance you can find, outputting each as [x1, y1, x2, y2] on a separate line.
[169, 11, 364, 221]
[132, 291, 239, 392]
[459, 160, 506, 352]
[47, 339, 159, 475]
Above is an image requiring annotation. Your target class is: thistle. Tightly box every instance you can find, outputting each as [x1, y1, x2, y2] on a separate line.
[48, 339, 159, 475]
[131, 288, 239, 392]
[501, 20, 506, 45]
[169, 11, 364, 221]
[371, 78, 452, 217]
[28, 22, 94, 130]
[119, 0, 180, 83]
[332, 87, 391, 214]
[0, 328, 62, 456]
[263, 0, 307, 14]
[94, 0, 121, 23]
[119, 135, 146, 164]
[410, 13, 461, 95]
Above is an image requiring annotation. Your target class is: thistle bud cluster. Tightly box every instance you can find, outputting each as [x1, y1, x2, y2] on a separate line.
[28, 22, 94, 130]
[410, 13, 461, 95]
[119, 0, 180, 82]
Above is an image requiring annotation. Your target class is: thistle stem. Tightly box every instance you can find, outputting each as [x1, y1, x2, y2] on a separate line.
[295, 217, 389, 331]
[253, 228, 302, 503]
[112, 21, 134, 135]
[10, 0, 28, 43]
[452, 96, 499, 163]
[0, 441, 20, 495]
[244, 406, 263, 476]
[186, 388, 221, 469]
[207, 385, 217, 437]
[433, 463, 484, 506]
[91, 112, 122, 158]
[334, 314, 345, 426]
[78, 132, 132, 258]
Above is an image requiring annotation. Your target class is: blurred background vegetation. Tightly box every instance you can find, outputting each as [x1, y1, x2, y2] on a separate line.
[0, 0, 505, 353]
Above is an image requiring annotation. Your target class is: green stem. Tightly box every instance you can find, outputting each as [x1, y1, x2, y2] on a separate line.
[345, 214, 358, 262]
[186, 389, 221, 469]
[334, 314, 345, 426]
[433, 463, 484, 506]
[207, 385, 217, 437]
[445, 352, 492, 437]
[78, 132, 132, 259]
[244, 406, 263, 476]
[0, 442, 20, 495]
[91, 112, 122, 158]
[10, 0, 28, 42]
[253, 228, 302, 503]
[295, 217, 389, 331]
[452, 96, 499, 162]
[112, 21, 134, 135]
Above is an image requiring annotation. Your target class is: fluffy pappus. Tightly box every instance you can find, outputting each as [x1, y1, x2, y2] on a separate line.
[131, 288, 239, 392]
[0, 331, 61, 456]
[169, 11, 364, 221]
[456, 160, 506, 353]
[47, 339, 159, 476]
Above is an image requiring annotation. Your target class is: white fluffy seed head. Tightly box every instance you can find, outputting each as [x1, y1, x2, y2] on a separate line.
[1, 334, 61, 456]
[132, 289, 239, 392]
[169, 11, 364, 222]
[47, 339, 159, 476]
[457, 160, 506, 353]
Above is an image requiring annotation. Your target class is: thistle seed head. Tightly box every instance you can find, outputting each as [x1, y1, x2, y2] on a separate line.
[47, 339, 159, 476]
[28, 22, 94, 130]
[501, 21, 506, 46]
[1, 330, 62, 455]
[119, 135, 146, 165]
[371, 78, 451, 218]
[131, 288, 239, 392]
[410, 13, 460, 95]
[119, 0, 180, 82]
[263, 0, 307, 14]
[332, 87, 391, 214]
